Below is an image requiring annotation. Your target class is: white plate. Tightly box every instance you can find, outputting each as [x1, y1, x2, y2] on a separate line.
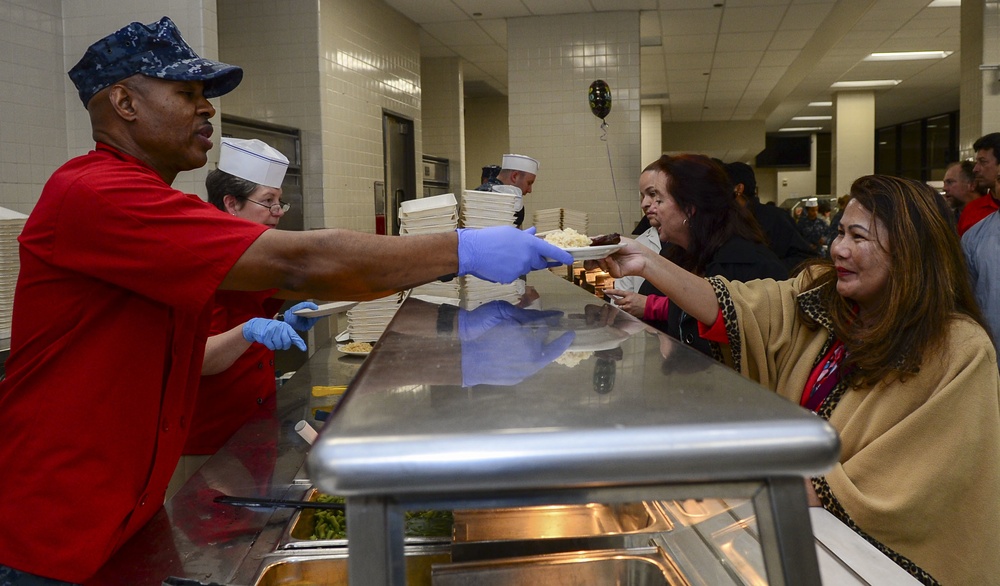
[293, 301, 358, 317]
[559, 243, 625, 261]
[337, 343, 372, 357]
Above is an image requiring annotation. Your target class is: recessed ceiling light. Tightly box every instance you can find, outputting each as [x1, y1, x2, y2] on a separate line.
[808, 101, 832, 107]
[830, 80, 901, 89]
[864, 51, 953, 61]
[779, 127, 823, 132]
[792, 116, 832, 121]
[928, 0, 960, 7]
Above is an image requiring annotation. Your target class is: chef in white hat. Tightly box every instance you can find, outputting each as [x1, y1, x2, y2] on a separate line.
[208, 137, 291, 227]
[168, 138, 321, 498]
[474, 153, 539, 228]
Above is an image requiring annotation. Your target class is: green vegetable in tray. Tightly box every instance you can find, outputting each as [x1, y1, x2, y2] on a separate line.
[308, 493, 453, 540]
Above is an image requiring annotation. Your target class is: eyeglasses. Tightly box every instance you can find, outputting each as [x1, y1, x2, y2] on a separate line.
[240, 197, 290, 216]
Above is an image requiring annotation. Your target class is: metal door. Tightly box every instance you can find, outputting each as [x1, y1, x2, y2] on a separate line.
[381, 112, 416, 235]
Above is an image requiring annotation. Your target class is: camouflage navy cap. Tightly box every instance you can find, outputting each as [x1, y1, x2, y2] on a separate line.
[68, 16, 243, 107]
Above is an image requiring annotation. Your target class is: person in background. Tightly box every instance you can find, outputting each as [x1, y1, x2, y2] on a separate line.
[959, 133, 1000, 236]
[603, 154, 787, 357]
[824, 193, 852, 253]
[474, 153, 538, 228]
[942, 160, 982, 228]
[796, 197, 828, 253]
[724, 162, 816, 272]
[0, 17, 572, 585]
[592, 174, 1000, 585]
[165, 138, 321, 499]
[609, 212, 662, 295]
[479, 164, 501, 185]
[961, 152, 1000, 367]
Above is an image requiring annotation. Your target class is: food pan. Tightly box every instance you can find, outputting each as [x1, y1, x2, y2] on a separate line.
[432, 547, 688, 586]
[253, 545, 450, 586]
[450, 502, 673, 561]
[279, 488, 453, 550]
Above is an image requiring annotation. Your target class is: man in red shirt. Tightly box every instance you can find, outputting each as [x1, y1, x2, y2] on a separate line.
[958, 133, 1000, 236]
[0, 17, 571, 585]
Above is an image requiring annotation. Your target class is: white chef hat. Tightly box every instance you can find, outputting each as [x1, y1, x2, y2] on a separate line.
[501, 153, 539, 175]
[804, 197, 819, 208]
[218, 138, 289, 188]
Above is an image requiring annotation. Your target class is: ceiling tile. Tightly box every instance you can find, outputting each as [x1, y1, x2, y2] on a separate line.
[386, 0, 468, 23]
[450, 0, 531, 19]
[717, 32, 773, 52]
[422, 22, 499, 45]
[779, 3, 834, 30]
[721, 6, 787, 34]
[659, 9, 722, 36]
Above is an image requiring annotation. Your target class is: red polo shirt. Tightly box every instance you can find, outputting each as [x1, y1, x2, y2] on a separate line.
[183, 290, 284, 454]
[957, 194, 999, 236]
[0, 143, 268, 582]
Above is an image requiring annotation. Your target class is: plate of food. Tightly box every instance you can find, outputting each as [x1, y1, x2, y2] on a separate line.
[337, 341, 373, 356]
[542, 228, 624, 261]
[559, 243, 625, 261]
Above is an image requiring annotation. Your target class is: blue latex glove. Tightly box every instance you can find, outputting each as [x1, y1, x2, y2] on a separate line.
[458, 300, 563, 341]
[457, 226, 574, 284]
[284, 301, 321, 331]
[458, 303, 576, 387]
[242, 318, 306, 351]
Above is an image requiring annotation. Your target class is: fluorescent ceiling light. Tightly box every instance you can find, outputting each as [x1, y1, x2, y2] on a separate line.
[792, 115, 832, 121]
[808, 101, 832, 107]
[864, 51, 953, 61]
[928, 0, 960, 7]
[831, 80, 901, 89]
[779, 127, 823, 132]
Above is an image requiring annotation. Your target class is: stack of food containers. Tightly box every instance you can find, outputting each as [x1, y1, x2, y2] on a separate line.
[398, 193, 458, 235]
[532, 208, 562, 233]
[398, 194, 461, 302]
[460, 189, 518, 228]
[345, 292, 407, 343]
[458, 190, 524, 307]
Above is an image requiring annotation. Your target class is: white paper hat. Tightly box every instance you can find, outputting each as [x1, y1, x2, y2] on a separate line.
[501, 153, 539, 175]
[804, 197, 819, 208]
[218, 138, 289, 188]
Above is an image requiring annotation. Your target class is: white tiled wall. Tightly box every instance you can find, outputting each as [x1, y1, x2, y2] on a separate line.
[0, 0, 64, 214]
[507, 12, 641, 236]
[315, 0, 422, 231]
[220, 0, 422, 231]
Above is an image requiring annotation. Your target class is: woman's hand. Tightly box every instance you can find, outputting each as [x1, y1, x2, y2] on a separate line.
[604, 288, 646, 319]
[585, 238, 649, 278]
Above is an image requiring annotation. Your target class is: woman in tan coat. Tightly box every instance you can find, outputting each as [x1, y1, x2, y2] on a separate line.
[592, 175, 1000, 585]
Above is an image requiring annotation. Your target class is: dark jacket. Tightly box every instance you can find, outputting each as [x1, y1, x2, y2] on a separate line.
[751, 200, 817, 272]
[639, 236, 788, 356]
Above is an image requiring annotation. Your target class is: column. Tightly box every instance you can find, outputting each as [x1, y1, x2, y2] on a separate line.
[421, 57, 466, 195]
[960, 0, 1000, 156]
[832, 91, 874, 196]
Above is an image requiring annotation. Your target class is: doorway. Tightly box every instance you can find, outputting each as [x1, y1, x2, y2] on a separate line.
[381, 112, 416, 235]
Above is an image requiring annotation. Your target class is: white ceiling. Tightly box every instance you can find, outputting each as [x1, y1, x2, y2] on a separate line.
[384, 0, 962, 138]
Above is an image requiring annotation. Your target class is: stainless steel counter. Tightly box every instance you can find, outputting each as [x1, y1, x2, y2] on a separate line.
[94, 270, 842, 585]
[308, 271, 841, 586]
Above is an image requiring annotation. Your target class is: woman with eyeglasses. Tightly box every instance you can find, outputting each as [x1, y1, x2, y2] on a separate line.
[167, 138, 321, 498]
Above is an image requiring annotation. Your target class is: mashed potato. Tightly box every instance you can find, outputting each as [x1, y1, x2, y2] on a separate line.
[543, 228, 590, 247]
[555, 351, 593, 367]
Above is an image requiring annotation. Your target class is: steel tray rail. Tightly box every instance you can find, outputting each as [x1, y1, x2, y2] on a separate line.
[308, 271, 840, 586]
